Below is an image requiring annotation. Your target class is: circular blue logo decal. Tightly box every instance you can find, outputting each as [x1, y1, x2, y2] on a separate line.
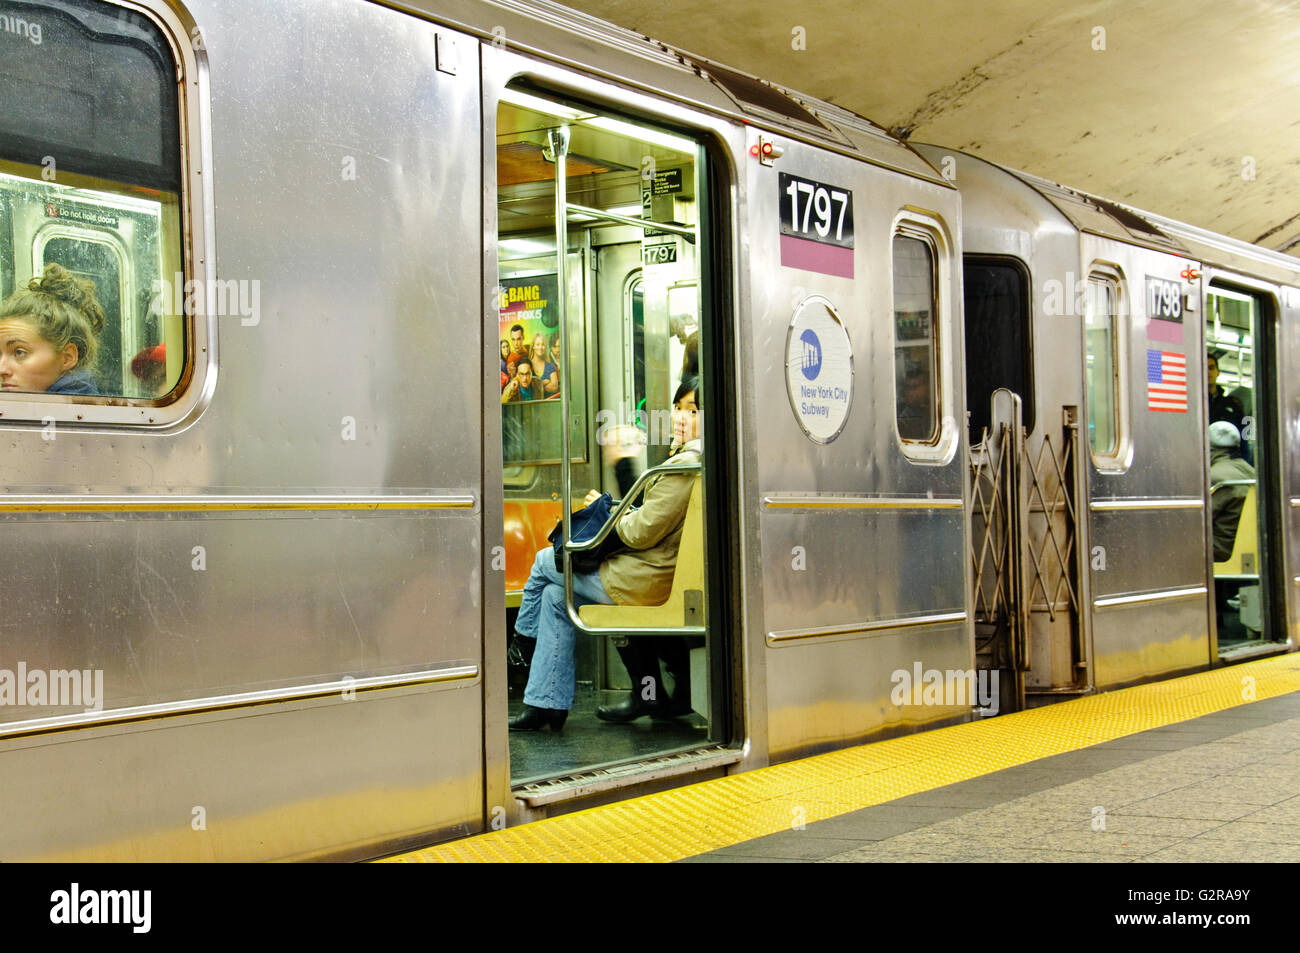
[799, 328, 822, 381]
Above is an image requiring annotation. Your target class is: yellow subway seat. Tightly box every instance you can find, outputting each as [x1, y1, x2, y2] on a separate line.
[579, 477, 704, 629]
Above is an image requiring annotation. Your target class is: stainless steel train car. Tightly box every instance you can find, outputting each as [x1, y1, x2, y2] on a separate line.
[912, 144, 1300, 707]
[0, 0, 1294, 862]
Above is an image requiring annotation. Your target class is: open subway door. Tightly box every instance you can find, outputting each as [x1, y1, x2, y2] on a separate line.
[492, 83, 730, 804]
[1205, 285, 1287, 655]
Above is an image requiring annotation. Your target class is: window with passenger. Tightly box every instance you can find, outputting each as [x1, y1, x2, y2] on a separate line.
[0, 0, 185, 403]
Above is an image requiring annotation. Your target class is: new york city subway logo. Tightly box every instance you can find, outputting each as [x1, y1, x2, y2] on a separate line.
[799, 328, 822, 380]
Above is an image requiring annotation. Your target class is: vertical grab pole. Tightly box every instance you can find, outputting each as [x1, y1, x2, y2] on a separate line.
[547, 127, 576, 610]
[992, 388, 1028, 712]
[1007, 391, 1029, 713]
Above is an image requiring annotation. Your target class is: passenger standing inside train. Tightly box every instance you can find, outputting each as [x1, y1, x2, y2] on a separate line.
[509, 377, 703, 731]
[0, 263, 104, 395]
[680, 330, 698, 381]
[1207, 353, 1245, 432]
[529, 332, 560, 397]
[1209, 421, 1255, 563]
[1207, 353, 1251, 466]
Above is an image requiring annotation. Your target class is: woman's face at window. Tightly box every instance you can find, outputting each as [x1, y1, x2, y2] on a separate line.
[672, 389, 700, 444]
[531, 334, 548, 360]
[0, 317, 77, 393]
[500, 340, 510, 359]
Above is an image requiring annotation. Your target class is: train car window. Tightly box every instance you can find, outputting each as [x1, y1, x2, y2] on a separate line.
[625, 274, 649, 438]
[1084, 276, 1122, 458]
[0, 0, 185, 405]
[963, 257, 1033, 442]
[892, 232, 939, 443]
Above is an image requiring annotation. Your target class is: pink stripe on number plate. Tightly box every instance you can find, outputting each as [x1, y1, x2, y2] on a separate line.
[780, 234, 854, 279]
[1147, 318, 1184, 343]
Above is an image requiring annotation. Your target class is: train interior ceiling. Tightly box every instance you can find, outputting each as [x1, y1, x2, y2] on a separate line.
[494, 88, 720, 786]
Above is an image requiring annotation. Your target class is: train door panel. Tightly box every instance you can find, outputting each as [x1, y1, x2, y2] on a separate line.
[494, 83, 722, 790]
[963, 254, 1089, 708]
[1081, 238, 1210, 686]
[1204, 280, 1287, 654]
[745, 130, 968, 757]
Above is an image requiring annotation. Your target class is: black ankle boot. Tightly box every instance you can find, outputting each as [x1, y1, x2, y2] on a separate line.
[596, 693, 665, 723]
[509, 704, 567, 731]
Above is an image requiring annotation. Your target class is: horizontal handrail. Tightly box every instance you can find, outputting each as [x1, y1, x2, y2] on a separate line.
[1090, 498, 1203, 511]
[567, 202, 697, 241]
[1210, 478, 1256, 492]
[0, 665, 479, 741]
[762, 495, 962, 510]
[1093, 586, 1207, 610]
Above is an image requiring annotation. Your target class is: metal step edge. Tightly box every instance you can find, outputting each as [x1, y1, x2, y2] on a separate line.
[514, 745, 742, 807]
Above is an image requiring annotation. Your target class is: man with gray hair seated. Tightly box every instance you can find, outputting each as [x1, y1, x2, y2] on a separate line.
[1209, 420, 1255, 563]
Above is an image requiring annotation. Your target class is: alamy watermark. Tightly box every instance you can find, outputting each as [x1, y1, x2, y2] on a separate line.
[891, 663, 999, 716]
[1040, 272, 1133, 318]
[0, 663, 103, 711]
[596, 406, 674, 447]
[151, 272, 261, 326]
[50, 884, 150, 934]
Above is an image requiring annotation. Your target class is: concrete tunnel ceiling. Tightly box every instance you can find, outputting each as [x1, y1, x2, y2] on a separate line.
[562, 0, 1300, 257]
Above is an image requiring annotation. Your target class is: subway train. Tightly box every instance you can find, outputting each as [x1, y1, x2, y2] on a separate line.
[0, 0, 1296, 861]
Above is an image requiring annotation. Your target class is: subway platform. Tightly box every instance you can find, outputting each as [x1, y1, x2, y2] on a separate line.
[382, 653, 1300, 863]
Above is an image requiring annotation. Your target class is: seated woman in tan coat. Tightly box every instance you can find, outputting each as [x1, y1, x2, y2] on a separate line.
[509, 376, 703, 731]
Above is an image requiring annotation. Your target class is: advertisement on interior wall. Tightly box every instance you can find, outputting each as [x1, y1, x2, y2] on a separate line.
[498, 273, 560, 402]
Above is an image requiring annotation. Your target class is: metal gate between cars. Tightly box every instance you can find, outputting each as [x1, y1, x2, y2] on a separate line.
[969, 390, 1086, 711]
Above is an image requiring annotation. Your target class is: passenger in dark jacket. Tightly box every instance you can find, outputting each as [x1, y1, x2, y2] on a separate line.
[1207, 354, 1244, 431]
[47, 368, 99, 395]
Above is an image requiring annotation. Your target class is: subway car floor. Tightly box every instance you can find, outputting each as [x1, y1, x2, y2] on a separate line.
[508, 688, 707, 783]
[384, 652, 1300, 862]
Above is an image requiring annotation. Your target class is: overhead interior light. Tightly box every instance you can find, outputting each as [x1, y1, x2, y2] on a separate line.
[585, 116, 696, 154]
[499, 237, 554, 256]
[498, 88, 589, 121]
[608, 204, 645, 216]
[497, 89, 695, 153]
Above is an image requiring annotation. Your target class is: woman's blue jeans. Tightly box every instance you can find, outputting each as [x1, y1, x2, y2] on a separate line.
[516, 547, 614, 710]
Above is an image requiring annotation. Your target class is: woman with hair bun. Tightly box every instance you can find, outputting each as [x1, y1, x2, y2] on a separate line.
[0, 263, 104, 395]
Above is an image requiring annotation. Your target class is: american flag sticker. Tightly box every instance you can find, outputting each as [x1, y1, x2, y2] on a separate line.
[1147, 349, 1187, 413]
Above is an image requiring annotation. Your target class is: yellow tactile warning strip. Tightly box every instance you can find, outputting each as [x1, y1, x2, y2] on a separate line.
[381, 652, 1300, 863]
